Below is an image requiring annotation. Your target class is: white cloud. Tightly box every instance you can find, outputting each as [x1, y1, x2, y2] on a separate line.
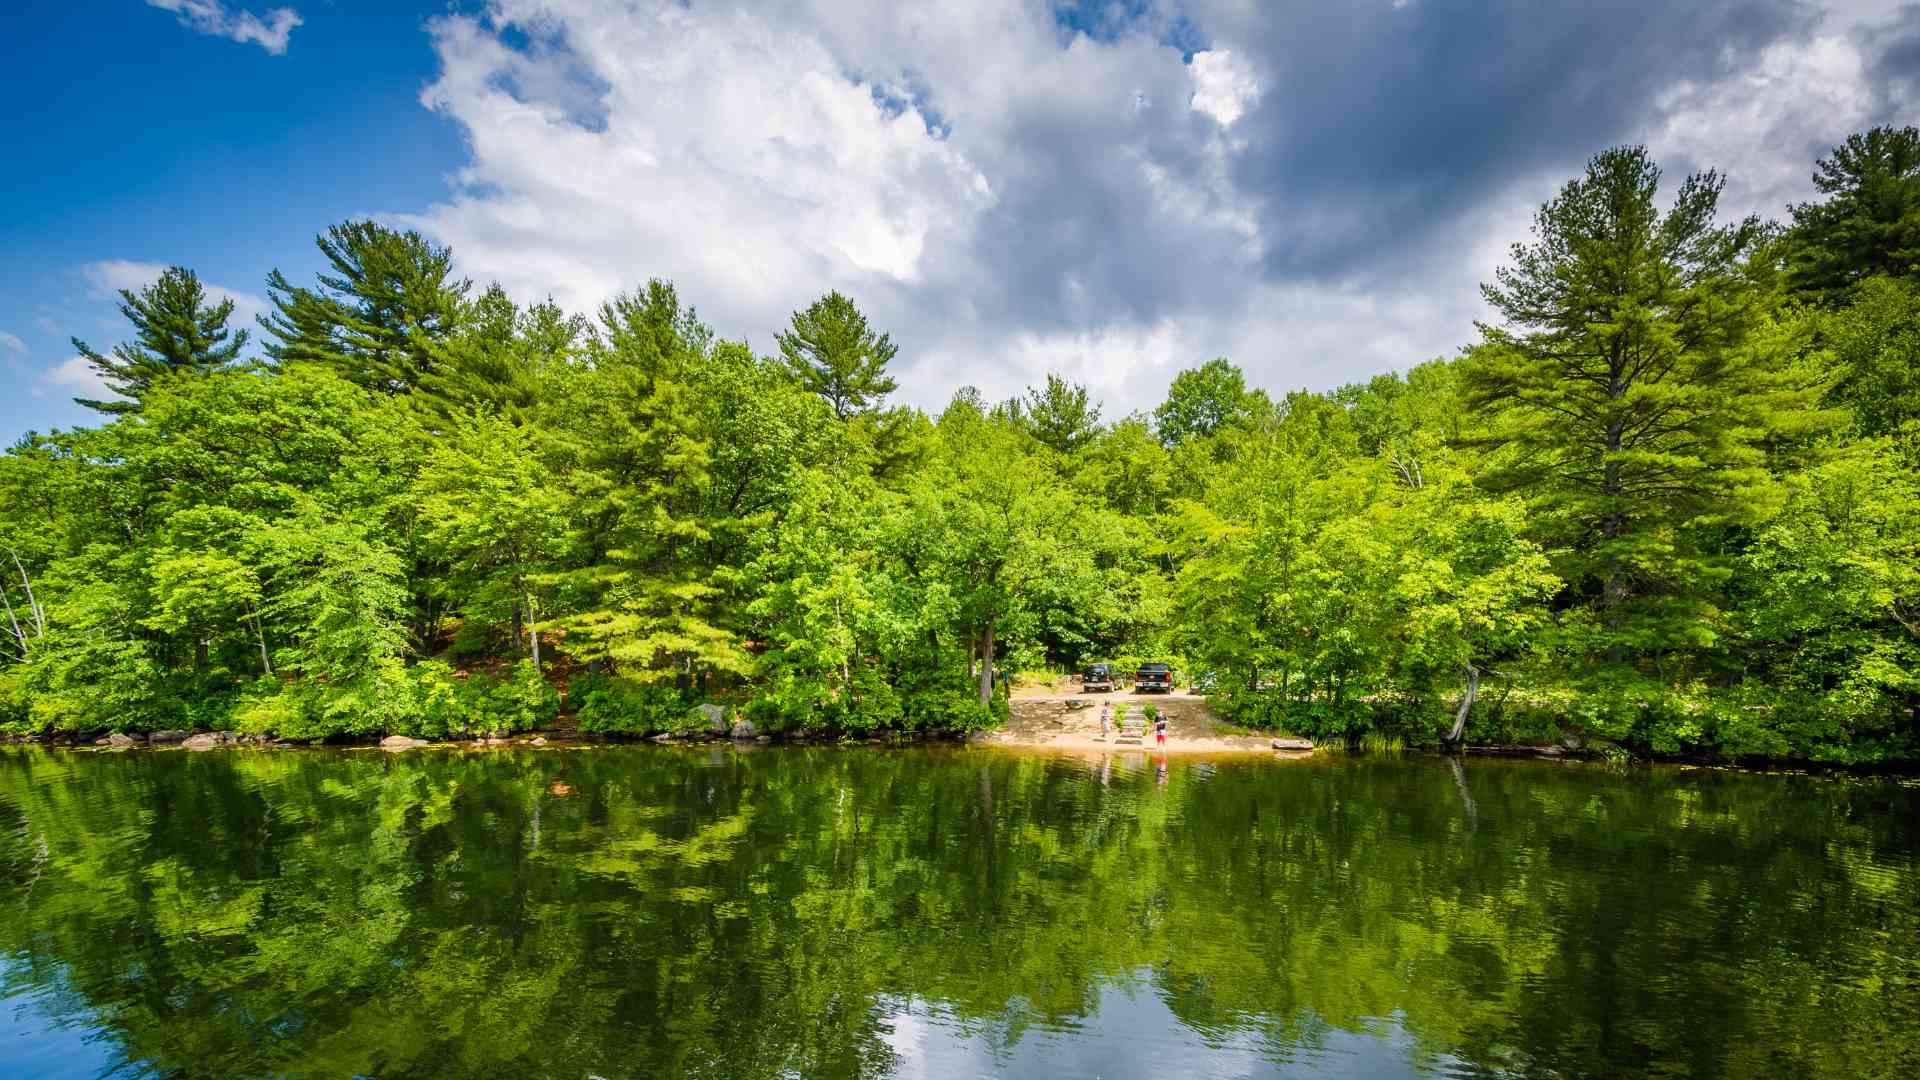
[81, 260, 268, 332]
[403, 0, 1264, 412]
[36, 355, 114, 402]
[1647, 35, 1876, 221]
[0, 331, 24, 355]
[1188, 50, 1259, 127]
[146, 0, 301, 56]
[393, 0, 1916, 419]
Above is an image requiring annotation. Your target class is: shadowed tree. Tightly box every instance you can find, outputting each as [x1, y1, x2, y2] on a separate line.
[69, 266, 247, 414]
[1787, 125, 1920, 304]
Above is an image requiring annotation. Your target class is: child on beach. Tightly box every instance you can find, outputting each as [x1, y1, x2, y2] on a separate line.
[1154, 716, 1167, 747]
[1100, 702, 1112, 738]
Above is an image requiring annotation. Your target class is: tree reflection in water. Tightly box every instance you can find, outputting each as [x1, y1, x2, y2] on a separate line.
[0, 747, 1915, 1079]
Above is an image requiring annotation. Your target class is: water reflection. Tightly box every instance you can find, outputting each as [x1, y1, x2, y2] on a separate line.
[0, 747, 1915, 1079]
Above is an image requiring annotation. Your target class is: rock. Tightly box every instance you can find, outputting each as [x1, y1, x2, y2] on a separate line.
[650, 733, 675, 743]
[530, 736, 547, 746]
[149, 729, 189, 744]
[754, 735, 772, 743]
[94, 736, 113, 745]
[1559, 733, 1585, 751]
[1270, 737, 1314, 751]
[698, 703, 728, 734]
[484, 737, 508, 746]
[182, 733, 225, 750]
[108, 732, 140, 747]
[380, 735, 430, 751]
[729, 718, 757, 740]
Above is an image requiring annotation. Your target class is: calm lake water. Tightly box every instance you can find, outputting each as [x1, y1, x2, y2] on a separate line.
[1, 746, 1916, 1079]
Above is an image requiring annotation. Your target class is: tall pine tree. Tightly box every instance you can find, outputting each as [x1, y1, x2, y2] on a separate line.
[1468, 146, 1831, 675]
[70, 266, 246, 413]
[261, 221, 470, 393]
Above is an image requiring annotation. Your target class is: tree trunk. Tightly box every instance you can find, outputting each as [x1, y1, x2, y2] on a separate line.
[977, 616, 995, 707]
[6, 549, 44, 638]
[524, 593, 542, 670]
[0, 585, 27, 661]
[1444, 663, 1479, 747]
[249, 608, 273, 676]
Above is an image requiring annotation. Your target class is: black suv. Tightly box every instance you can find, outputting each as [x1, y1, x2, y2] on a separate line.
[1082, 663, 1115, 692]
[1134, 662, 1174, 693]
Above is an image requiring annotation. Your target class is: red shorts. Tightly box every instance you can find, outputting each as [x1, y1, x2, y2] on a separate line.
[1155, 732, 1166, 745]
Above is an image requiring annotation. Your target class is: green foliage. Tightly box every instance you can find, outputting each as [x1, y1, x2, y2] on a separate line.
[571, 674, 698, 736]
[1152, 357, 1267, 447]
[1470, 145, 1833, 671]
[1023, 373, 1102, 455]
[6, 129, 1918, 760]
[1823, 275, 1920, 436]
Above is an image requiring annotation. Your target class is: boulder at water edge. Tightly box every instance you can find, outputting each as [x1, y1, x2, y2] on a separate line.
[729, 718, 757, 740]
[149, 730, 189, 744]
[182, 732, 239, 750]
[381, 735, 431, 750]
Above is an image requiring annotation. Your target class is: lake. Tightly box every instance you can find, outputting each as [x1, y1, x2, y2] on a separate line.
[1, 745, 1916, 1079]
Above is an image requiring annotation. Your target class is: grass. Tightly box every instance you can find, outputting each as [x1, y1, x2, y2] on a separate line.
[1359, 732, 1407, 755]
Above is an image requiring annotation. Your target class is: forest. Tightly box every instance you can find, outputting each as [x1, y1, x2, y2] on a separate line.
[1, 129, 1916, 762]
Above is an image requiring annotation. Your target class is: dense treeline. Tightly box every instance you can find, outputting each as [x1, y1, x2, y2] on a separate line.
[3, 130, 1917, 760]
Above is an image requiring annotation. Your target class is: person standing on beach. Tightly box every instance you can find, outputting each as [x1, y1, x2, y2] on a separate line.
[1154, 715, 1168, 747]
[1100, 702, 1112, 738]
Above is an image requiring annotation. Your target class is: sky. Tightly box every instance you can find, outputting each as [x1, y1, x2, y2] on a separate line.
[2, 0, 1917, 443]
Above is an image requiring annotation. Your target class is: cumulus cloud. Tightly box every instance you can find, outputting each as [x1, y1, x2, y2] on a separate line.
[146, 0, 301, 56]
[1188, 51, 1259, 128]
[398, 0, 1920, 414]
[82, 260, 268, 331]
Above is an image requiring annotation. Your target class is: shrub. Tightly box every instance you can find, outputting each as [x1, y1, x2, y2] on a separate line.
[573, 674, 695, 736]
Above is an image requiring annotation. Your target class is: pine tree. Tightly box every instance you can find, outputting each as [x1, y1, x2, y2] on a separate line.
[417, 285, 587, 420]
[1024, 373, 1102, 454]
[69, 266, 246, 413]
[1468, 146, 1832, 670]
[777, 291, 898, 420]
[1786, 125, 1920, 304]
[261, 221, 470, 392]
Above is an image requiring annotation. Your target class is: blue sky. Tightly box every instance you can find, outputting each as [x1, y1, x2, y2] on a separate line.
[3, 0, 1917, 444]
[1, 0, 461, 438]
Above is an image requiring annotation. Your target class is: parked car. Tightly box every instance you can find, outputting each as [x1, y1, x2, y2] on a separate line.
[1135, 661, 1174, 693]
[1082, 663, 1115, 692]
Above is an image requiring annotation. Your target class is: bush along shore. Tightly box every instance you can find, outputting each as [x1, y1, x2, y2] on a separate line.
[4, 130, 1919, 764]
